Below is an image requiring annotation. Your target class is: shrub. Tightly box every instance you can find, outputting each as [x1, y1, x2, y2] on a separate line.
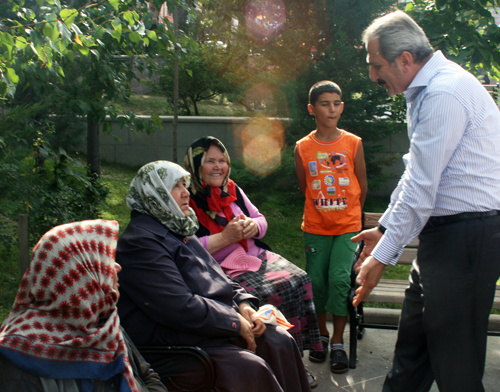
[0, 105, 109, 248]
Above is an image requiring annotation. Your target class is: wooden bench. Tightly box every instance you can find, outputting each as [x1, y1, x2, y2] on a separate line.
[347, 212, 500, 369]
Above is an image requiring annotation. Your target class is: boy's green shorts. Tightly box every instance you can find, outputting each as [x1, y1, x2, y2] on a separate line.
[303, 231, 358, 317]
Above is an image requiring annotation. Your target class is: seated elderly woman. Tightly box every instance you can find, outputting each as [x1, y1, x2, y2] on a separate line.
[0, 219, 167, 392]
[183, 137, 322, 357]
[116, 160, 311, 392]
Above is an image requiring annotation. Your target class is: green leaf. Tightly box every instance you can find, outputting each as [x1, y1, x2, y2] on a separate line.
[90, 49, 100, 60]
[28, 29, 44, 47]
[78, 45, 90, 56]
[60, 8, 78, 25]
[78, 101, 91, 113]
[21, 8, 36, 21]
[43, 23, 59, 42]
[6, 68, 19, 84]
[109, 0, 119, 11]
[147, 30, 158, 41]
[15, 36, 29, 50]
[151, 114, 162, 129]
[124, 11, 135, 26]
[48, 38, 62, 54]
[112, 24, 122, 41]
[6, 84, 15, 98]
[46, 12, 58, 23]
[57, 22, 72, 41]
[29, 42, 44, 61]
[405, 2, 414, 12]
[0, 45, 13, 61]
[95, 26, 105, 39]
[129, 31, 142, 43]
[66, 49, 74, 62]
[0, 32, 15, 47]
[70, 23, 82, 36]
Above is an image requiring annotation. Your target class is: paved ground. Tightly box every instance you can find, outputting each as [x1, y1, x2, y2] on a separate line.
[304, 322, 500, 392]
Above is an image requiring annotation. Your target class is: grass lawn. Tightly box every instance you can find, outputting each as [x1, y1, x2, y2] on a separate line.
[116, 94, 256, 117]
[99, 161, 140, 235]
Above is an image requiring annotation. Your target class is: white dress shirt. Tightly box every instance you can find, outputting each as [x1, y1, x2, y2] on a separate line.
[373, 51, 500, 265]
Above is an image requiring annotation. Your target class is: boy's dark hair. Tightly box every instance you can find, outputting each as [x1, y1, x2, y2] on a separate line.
[309, 81, 342, 105]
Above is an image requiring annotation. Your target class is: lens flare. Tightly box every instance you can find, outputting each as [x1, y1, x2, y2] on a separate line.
[244, 0, 286, 44]
[236, 116, 285, 177]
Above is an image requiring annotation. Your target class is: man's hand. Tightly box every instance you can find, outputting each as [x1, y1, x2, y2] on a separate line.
[351, 227, 383, 273]
[352, 256, 386, 307]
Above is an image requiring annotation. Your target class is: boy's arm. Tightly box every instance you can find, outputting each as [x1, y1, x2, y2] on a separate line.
[294, 146, 307, 195]
[354, 142, 368, 208]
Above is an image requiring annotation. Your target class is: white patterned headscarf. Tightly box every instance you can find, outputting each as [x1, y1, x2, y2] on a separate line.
[0, 219, 140, 391]
[127, 161, 199, 236]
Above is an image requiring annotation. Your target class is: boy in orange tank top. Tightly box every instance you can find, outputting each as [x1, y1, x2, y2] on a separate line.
[295, 81, 367, 373]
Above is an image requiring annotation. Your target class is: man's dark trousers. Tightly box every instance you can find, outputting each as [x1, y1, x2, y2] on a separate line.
[383, 214, 500, 392]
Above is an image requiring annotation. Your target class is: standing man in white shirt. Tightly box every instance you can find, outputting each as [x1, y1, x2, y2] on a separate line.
[352, 10, 500, 392]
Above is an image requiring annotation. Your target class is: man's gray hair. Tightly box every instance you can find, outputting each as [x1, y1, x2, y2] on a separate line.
[362, 10, 433, 63]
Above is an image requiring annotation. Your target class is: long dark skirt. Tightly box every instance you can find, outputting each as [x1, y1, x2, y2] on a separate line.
[236, 251, 322, 354]
[146, 325, 311, 392]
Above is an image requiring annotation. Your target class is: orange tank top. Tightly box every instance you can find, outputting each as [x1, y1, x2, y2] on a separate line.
[296, 130, 362, 235]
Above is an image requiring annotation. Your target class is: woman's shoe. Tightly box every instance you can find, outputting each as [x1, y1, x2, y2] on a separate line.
[307, 370, 318, 389]
[308, 335, 329, 363]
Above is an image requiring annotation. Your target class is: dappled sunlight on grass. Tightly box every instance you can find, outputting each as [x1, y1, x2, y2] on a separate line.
[100, 161, 138, 235]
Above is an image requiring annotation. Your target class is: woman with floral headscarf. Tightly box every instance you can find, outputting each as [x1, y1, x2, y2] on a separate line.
[0, 220, 166, 392]
[183, 137, 323, 363]
[116, 160, 312, 392]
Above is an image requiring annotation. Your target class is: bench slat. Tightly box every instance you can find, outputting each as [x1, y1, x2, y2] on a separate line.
[494, 292, 500, 310]
[365, 279, 500, 310]
[363, 212, 382, 229]
[363, 212, 419, 248]
[366, 280, 409, 303]
[398, 248, 417, 264]
[361, 307, 500, 331]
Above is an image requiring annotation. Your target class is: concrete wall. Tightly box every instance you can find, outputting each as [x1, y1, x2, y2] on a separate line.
[95, 115, 299, 166]
[79, 115, 410, 195]
[98, 116, 249, 167]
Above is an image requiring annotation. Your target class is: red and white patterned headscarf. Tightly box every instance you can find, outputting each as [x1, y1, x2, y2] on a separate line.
[0, 220, 139, 391]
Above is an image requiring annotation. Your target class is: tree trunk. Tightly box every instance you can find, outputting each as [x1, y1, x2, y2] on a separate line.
[172, 7, 180, 163]
[87, 115, 101, 176]
[183, 98, 191, 115]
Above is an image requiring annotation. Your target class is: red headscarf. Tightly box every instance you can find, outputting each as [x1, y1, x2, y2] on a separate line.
[184, 137, 248, 250]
